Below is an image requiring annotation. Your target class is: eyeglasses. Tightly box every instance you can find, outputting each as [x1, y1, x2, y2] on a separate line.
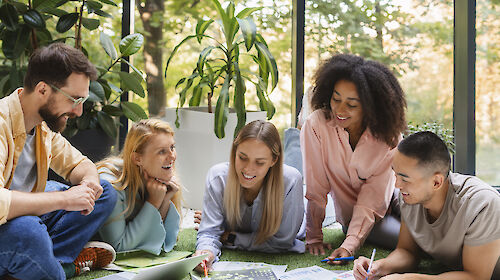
[48, 83, 89, 108]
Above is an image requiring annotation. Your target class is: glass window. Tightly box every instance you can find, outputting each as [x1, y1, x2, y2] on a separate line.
[303, 0, 453, 136]
[476, 0, 500, 186]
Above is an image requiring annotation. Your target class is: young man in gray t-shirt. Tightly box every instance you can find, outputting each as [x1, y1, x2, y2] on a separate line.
[353, 131, 500, 280]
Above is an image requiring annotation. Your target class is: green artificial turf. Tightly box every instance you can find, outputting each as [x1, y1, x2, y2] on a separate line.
[74, 228, 442, 279]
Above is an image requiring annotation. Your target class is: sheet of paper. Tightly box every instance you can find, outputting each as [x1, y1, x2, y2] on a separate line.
[212, 261, 287, 275]
[279, 266, 355, 280]
[113, 250, 192, 268]
[190, 261, 287, 280]
[211, 268, 278, 280]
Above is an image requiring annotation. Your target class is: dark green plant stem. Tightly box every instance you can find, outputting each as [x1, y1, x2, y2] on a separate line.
[75, 0, 86, 50]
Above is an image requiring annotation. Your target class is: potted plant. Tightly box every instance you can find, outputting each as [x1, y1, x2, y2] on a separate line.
[165, 0, 278, 139]
[0, 0, 148, 161]
[163, 0, 279, 209]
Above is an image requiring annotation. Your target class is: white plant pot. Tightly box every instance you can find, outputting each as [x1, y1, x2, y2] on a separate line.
[163, 107, 267, 210]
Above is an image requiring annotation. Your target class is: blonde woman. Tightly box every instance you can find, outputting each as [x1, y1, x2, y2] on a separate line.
[96, 119, 182, 254]
[194, 120, 305, 270]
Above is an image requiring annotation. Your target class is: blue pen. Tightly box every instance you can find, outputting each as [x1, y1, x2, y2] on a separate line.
[320, 256, 355, 262]
[365, 248, 376, 280]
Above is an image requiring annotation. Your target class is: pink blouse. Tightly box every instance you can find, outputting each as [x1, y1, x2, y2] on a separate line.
[300, 110, 397, 255]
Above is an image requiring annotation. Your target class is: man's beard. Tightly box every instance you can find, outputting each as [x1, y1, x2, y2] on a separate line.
[38, 103, 74, 133]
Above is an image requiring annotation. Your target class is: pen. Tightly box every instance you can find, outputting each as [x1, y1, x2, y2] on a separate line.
[365, 248, 376, 280]
[202, 259, 208, 279]
[320, 256, 355, 262]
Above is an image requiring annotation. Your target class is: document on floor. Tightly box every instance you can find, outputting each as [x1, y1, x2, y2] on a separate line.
[279, 266, 355, 280]
[190, 261, 287, 280]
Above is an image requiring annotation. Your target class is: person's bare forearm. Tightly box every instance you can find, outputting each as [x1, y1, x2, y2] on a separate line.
[68, 159, 99, 185]
[7, 191, 67, 220]
[390, 271, 478, 280]
[378, 248, 419, 275]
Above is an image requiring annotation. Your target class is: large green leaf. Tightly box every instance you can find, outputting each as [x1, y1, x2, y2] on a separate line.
[89, 80, 105, 102]
[118, 71, 145, 98]
[81, 17, 99, 30]
[94, 9, 112, 18]
[236, 17, 256, 51]
[214, 74, 231, 139]
[43, 8, 66, 17]
[189, 84, 203, 107]
[23, 9, 45, 29]
[97, 0, 117, 6]
[97, 111, 117, 139]
[33, 0, 64, 10]
[233, 62, 246, 138]
[102, 105, 123, 116]
[0, 4, 19, 31]
[85, 0, 103, 12]
[236, 7, 263, 18]
[197, 46, 215, 76]
[121, 58, 144, 80]
[210, 0, 233, 43]
[98, 79, 112, 100]
[121, 101, 148, 122]
[226, 2, 239, 43]
[196, 19, 214, 44]
[255, 42, 278, 91]
[165, 35, 197, 77]
[56, 12, 78, 33]
[99, 32, 117, 60]
[2, 25, 31, 59]
[178, 72, 198, 108]
[119, 33, 144, 56]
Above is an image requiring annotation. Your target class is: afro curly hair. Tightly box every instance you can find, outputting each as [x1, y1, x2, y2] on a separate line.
[310, 53, 407, 148]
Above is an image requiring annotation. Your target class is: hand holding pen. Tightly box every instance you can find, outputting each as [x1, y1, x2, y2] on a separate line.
[365, 249, 376, 280]
[352, 249, 380, 280]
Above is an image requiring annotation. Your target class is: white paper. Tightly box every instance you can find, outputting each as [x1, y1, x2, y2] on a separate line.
[279, 266, 355, 280]
[212, 261, 288, 276]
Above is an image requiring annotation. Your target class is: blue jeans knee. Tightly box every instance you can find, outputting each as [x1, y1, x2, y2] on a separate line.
[0, 216, 65, 279]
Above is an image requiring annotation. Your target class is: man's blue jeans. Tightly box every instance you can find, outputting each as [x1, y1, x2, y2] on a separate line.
[0, 179, 117, 279]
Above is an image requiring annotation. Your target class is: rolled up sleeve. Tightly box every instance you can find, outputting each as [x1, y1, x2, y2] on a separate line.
[341, 153, 395, 254]
[0, 188, 11, 225]
[196, 172, 226, 259]
[301, 118, 331, 245]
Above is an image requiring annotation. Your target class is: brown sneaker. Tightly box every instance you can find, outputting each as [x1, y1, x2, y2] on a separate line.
[73, 241, 116, 274]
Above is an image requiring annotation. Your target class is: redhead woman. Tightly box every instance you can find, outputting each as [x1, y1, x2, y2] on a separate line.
[302, 54, 406, 263]
[194, 120, 305, 270]
[97, 119, 182, 254]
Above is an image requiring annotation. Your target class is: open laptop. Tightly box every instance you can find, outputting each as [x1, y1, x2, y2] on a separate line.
[97, 254, 208, 280]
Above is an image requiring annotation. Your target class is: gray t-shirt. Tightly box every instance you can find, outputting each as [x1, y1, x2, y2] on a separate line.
[400, 173, 500, 278]
[10, 130, 37, 192]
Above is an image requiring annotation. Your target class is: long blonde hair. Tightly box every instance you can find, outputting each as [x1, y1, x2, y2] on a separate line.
[224, 120, 284, 245]
[97, 119, 182, 218]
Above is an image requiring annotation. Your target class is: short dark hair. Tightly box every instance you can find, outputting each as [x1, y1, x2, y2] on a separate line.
[310, 53, 407, 147]
[398, 131, 451, 176]
[24, 43, 97, 91]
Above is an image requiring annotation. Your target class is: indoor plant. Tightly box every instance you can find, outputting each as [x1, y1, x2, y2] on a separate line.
[0, 0, 148, 159]
[164, 0, 278, 208]
[165, 0, 279, 139]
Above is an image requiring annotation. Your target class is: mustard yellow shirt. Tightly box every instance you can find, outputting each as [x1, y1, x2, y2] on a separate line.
[0, 89, 88, 225]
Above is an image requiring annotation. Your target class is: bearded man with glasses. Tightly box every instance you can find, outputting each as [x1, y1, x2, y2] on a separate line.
[0, 43, 117, 279]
